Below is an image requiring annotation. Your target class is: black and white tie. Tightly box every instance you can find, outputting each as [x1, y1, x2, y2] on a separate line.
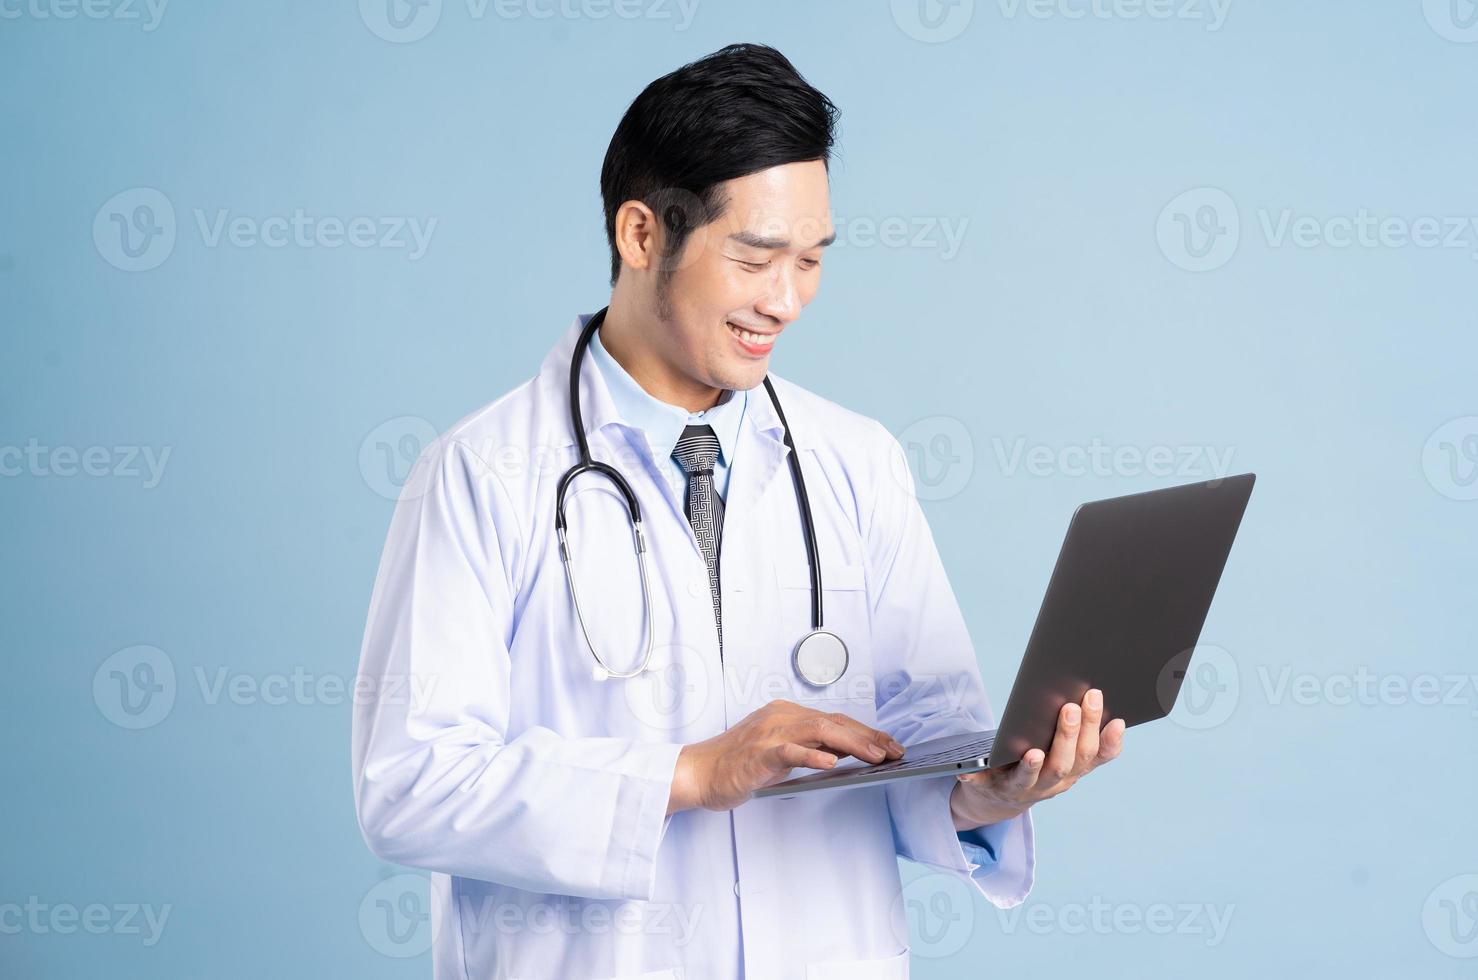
[672, 424, 725, 645]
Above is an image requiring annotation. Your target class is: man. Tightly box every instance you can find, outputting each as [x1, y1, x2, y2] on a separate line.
[353, 43, 1124, 979]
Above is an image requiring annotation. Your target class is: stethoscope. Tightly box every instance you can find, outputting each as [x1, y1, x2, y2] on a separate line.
[555, 307, 849, 688]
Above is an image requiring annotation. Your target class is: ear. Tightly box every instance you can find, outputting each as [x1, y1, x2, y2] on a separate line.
[613, 199, 661, 273]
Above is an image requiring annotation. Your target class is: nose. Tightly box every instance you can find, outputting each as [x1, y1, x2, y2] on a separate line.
[754, 264, 801, 326]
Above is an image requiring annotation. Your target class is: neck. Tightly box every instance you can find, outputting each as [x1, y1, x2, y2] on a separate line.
[600, 293, 723, 413]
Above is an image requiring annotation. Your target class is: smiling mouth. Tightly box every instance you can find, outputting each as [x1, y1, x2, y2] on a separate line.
[728, 321, 777, 352]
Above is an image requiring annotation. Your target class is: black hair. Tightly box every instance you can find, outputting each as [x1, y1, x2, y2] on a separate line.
[599, 43, 840, 286]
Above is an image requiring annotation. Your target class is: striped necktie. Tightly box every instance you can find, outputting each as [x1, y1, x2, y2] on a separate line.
[671, 424, 725, 645]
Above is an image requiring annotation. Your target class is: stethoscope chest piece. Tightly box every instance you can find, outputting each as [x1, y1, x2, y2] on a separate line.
[792, 629, 849, 688]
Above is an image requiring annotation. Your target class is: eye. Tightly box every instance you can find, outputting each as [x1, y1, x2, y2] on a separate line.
[738, 259, 769, 272]
[800, 257, 821, 271]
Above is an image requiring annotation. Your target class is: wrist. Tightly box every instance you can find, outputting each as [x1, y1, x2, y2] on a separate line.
[667, 745, 702, 815]
[950, 779, 1024, 831]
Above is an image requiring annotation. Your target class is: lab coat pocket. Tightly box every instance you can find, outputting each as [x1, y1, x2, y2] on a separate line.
[805, 946, 910, 980]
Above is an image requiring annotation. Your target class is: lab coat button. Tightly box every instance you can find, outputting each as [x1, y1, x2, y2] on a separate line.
[733, 881, 740, 897]
[688, 578, 705, 597]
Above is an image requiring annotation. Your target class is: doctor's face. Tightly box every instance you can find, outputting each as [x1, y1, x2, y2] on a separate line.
[655, 160, 834, 394]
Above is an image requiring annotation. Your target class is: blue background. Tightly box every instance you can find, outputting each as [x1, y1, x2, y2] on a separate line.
[3, 1, 1476, 976]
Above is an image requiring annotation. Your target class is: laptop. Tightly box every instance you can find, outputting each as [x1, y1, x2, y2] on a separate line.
[753, 473, 1255, 799]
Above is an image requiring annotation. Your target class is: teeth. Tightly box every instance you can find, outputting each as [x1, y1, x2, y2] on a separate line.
[729, 323, 775, 347]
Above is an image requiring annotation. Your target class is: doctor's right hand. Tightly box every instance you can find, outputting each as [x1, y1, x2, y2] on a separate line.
[666, 699, 906, 814]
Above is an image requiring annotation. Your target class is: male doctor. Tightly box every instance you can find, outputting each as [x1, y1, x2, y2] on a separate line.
[353, 43, 1124, 980]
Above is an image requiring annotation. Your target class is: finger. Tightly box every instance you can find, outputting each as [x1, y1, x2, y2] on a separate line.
[1003, 751, 1045, 795]
[818, 710, 906, 759]
[962, 749, 1043, 796]
[1075, 689, 1103, 771]
[1039, 701, 1081, 788]
[796, 713, 892, 764]
[770, 741, 838, 772]
[1095, 717, 1126, 764]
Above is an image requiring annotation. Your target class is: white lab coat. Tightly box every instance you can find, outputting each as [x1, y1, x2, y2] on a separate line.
[352, 315, 1035, 980]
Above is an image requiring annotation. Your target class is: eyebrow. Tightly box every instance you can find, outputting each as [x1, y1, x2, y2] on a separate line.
[728, 229, 837, 251]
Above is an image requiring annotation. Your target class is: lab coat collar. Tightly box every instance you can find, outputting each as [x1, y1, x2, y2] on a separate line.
[538, 312, 786, 450]
[587, 324, 747, 473]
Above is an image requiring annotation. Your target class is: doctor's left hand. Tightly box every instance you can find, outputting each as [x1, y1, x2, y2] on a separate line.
[951, 688, 1125, 830]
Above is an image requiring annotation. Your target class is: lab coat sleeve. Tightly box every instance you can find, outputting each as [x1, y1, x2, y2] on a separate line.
[351, 437, 683, 902]
[863, 423, 1036, 909]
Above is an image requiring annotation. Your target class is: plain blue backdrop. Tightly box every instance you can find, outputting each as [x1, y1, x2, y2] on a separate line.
[3, 1, 1477, 977]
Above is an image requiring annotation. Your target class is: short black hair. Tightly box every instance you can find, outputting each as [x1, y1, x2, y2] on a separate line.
[599, 43, 840, 286]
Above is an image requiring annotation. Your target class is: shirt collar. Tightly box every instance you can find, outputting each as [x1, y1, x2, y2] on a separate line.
[587, 323, 747, 468]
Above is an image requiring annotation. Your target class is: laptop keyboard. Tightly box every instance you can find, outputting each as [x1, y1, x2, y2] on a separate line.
[858, 732, 996, 774]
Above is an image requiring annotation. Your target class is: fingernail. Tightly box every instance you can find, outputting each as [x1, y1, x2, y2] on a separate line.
[890, 739, 905, 754]
[1087, 690, 1101, 709]
[871, 743, 887, 759]
[1066, 705, 1080, 723]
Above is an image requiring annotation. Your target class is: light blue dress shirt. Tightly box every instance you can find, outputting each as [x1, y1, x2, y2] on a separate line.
[590, 323, 999, 875]
[589, 325, 747, 501]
